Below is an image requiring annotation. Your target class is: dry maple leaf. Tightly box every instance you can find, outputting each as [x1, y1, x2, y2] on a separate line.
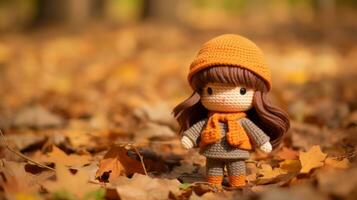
[96, 145, 144, 182]
[299, 145, 327, 174]
[33, 146, 91, 168]
[0, 159, 44, 199]
[258, 164, 287, 179]
[43, 164, 100, 199]
[111, 173, 181, 200]
[256, 164, 287, 184]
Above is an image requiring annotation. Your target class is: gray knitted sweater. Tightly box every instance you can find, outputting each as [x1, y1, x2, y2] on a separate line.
[183, 118, 270, 159]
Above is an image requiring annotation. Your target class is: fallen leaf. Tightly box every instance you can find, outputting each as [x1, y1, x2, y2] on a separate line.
[96, 145, 144, 182]
[6, 131, 46, 151]
[112, 173, 181, 200]
[192, 190, 242, 200]
[256, 164, 287, 184]
[13, 105, 64, 129]
[133, 102, 176, 127]
[299, 145, 327, 174]
[279, 160, 301, 173]
[134, 122, 175, 142]
[0, 160, 43, 199]
[33, 146, 91, 168]
[324, 157, 349, 169]
[261, 184, 327, 200]
[43, 164, 100, 199]
[258, 164, 287, 179]
[275, 147, 299, 160]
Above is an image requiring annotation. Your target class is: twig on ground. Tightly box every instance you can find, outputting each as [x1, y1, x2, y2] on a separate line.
[0, 129, 55, 171]
[131, 144, 148, 176]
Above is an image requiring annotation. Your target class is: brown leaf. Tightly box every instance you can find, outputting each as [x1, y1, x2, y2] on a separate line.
[96, 145, 144, 182]
[13, 105, 64, 129]
[299, 145, 327, 174]
[0, 159, 44, 199]
[261, 185, 327, 200]
[111, 173, 181, 200]
[43, 164, 99, 198]
[33, 146, 91, 168]
[0, 159, 53, 199]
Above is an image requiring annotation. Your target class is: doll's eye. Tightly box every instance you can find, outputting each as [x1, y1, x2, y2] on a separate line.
[207, 87, 213, 95]
[240, 87, 246, 95]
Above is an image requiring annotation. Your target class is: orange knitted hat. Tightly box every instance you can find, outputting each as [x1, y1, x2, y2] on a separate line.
[188, 34, 272, 90]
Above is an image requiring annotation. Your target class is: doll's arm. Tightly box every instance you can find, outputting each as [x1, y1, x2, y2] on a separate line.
[181, 119, 207, 149]
[240, 118, 271, 151]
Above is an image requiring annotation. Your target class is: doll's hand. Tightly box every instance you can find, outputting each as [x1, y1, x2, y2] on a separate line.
[181, 136, 194, 149]
[260, 142, 272, 153]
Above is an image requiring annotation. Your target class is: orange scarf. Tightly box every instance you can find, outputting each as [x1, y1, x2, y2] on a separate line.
[200, 112, 252, 150]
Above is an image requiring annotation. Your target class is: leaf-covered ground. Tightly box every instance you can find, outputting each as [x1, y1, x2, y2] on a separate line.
[0, 23, 356, 200]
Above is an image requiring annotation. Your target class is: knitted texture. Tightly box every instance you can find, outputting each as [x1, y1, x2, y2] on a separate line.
[206, 158, 246, 176]
[229, 175, 246, 187]
[200, 112, 252, 150]
[188, 34, 272, 90]
[201, 83, 254, 112]
[226, 160, 246, 176]
[207, 176, 223, 186]
[183, 118, 269, 159]
[240, 118, 270, 146]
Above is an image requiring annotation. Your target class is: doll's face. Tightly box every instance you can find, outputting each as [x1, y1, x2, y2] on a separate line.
[200, 83, 255, 112]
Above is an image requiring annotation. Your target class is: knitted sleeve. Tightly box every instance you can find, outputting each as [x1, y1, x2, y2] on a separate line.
[240, 118, 270, 147]
[183, 119, 207, 146]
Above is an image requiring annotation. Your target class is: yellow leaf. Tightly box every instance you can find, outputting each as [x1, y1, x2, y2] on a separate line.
[279, 159, 301, 173]
[325, 157, 349, 169]
[15, 193, 42, 200]
[299, 145, 327, 174]
[258, 164, 287, 179]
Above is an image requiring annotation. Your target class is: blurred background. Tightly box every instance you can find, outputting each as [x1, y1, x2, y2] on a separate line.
[0, 0, 356, 149]
[0, 1, 357, 199]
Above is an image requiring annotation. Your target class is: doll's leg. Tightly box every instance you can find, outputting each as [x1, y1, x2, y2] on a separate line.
[226, 159, 246, 187]
[206, 158, 224, 186]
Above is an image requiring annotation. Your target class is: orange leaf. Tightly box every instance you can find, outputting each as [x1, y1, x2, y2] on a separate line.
[279, 159, 301, 173]
[33, 146, 91, 168]
[324, 157, 349, 169]
[96, 146, 144, 182]
[256, 164, 288, 184]
[113, 174, 181, 200]
[44, 164, 99, 198]
[276, 147, 299, 160]
[299, 145, 327, 174]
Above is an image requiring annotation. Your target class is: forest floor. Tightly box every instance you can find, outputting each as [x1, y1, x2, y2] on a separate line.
[0, 22, 356, 200]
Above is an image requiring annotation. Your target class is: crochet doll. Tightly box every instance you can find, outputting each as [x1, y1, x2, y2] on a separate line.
[173, 34, 290, 188]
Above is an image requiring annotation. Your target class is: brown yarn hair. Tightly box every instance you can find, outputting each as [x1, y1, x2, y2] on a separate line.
[173, 66, 290, 148]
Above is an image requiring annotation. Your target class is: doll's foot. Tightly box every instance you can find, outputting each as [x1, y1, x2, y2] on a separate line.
[207, 176, 223, 188]
[228, 175, 246, 187]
